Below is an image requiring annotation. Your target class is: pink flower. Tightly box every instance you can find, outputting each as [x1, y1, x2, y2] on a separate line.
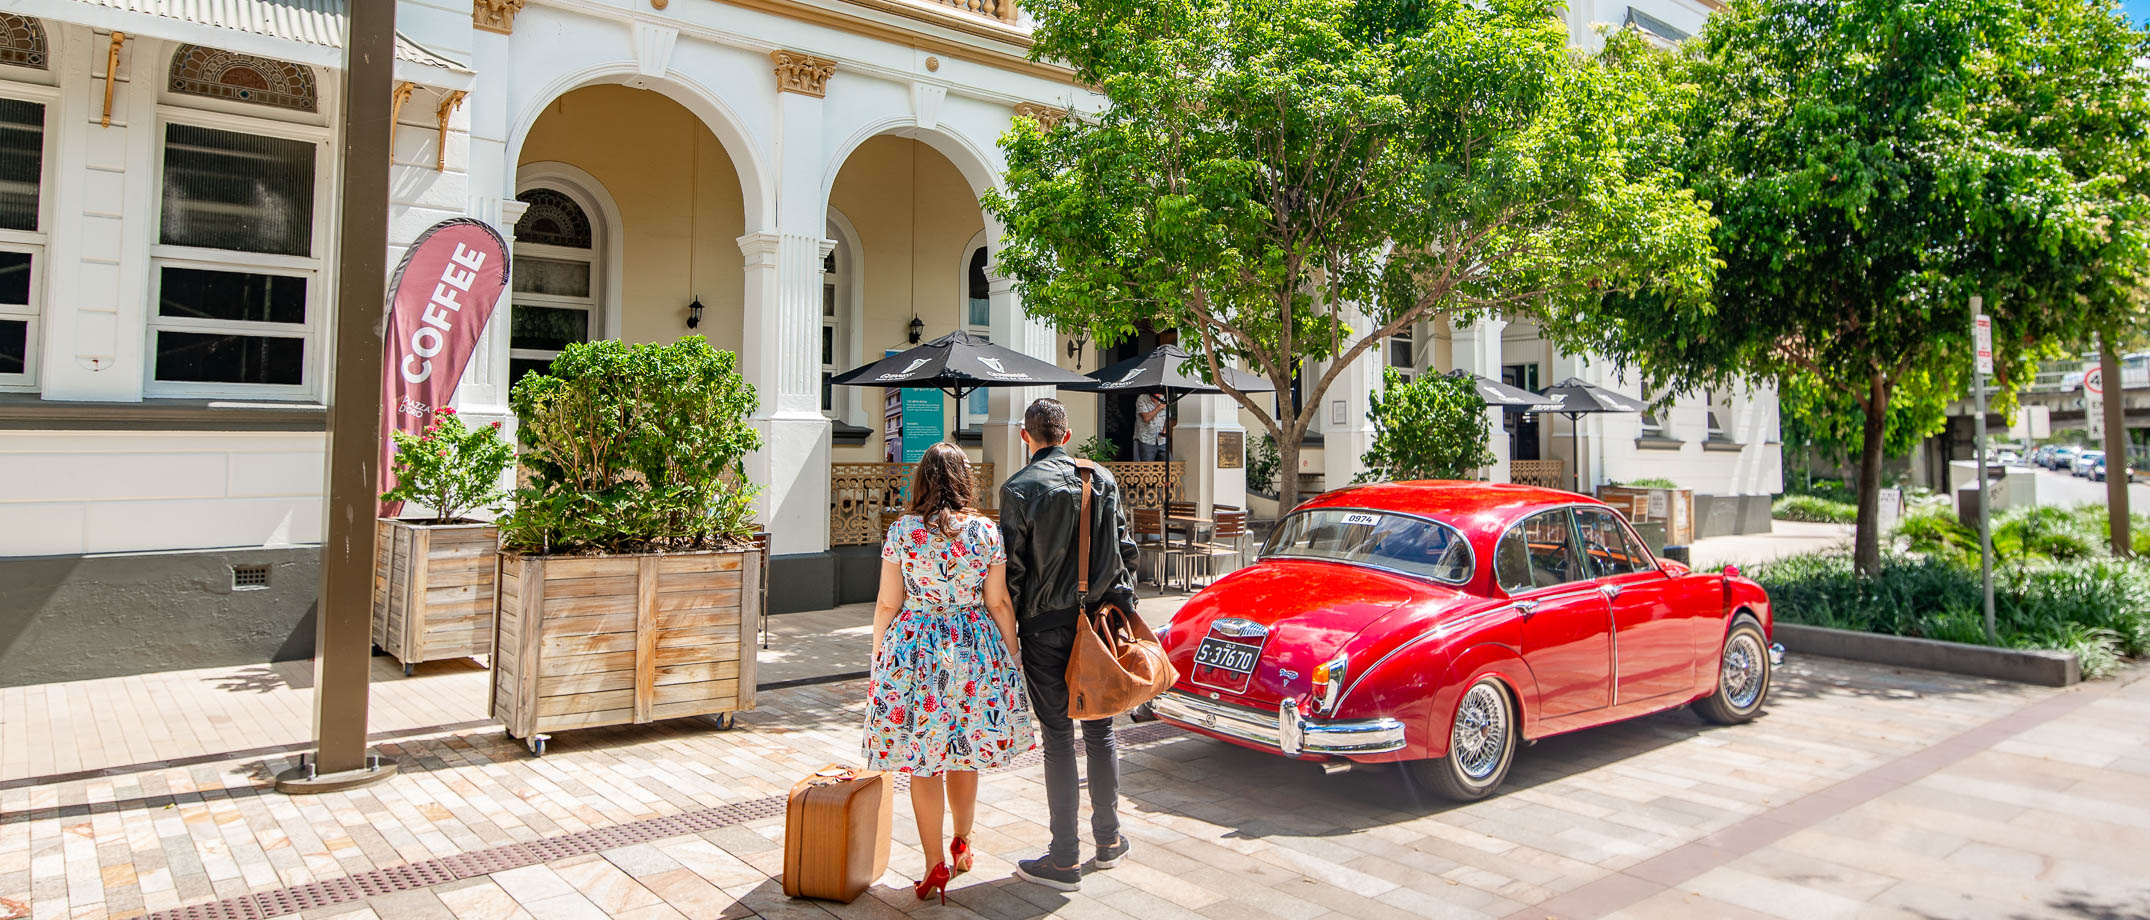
[438, 407, 458, 416]
[490, 421, 503, 429]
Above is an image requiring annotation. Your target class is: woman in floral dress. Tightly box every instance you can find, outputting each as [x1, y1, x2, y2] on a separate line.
[865, 442, 1034, 901]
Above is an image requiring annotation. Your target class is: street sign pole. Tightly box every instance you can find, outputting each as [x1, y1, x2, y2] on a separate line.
[1972, 298, 1996, 644]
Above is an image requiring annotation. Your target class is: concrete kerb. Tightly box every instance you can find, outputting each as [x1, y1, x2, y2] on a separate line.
[1774, 622, 2081, 687]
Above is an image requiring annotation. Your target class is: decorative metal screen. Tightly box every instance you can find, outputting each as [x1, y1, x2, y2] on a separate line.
[0, 14, 46, 70]
[169, 45, 318, 113]
[514, 189, 592, 249]
[1100, 460, 1184, 510]
[1509, 459, 1565, 489]
[829, 462, 995, 545]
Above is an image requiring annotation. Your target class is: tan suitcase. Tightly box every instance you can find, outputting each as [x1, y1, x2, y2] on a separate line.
[781, 765, 893, 902]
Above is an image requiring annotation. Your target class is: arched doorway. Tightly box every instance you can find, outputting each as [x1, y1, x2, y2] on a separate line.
[514, 84, 748, 360]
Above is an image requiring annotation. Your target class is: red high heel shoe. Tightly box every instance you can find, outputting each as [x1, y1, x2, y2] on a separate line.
[951, 836, 974, 874]
[914, 861, 953, 904]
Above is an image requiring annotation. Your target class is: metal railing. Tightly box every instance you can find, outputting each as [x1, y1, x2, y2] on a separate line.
[830, 462, 996, 546]
[1509, 459, 1565, 489]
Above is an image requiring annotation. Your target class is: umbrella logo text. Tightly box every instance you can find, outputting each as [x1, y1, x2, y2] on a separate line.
[875, 359, 930, 381]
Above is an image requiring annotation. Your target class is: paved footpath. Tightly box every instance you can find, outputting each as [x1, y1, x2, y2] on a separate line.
[4, 563, 2149, 920]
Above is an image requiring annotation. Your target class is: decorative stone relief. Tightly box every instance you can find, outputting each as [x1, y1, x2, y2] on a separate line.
[911, 82, 947, 131]
[633, 22, 678, 78]
[770, 50, 836, 98]
[169, 45, 318, 112]
[1013, 102, 1067, 131]
[0, 14, 48, 70]
[473, 0, 528, 35]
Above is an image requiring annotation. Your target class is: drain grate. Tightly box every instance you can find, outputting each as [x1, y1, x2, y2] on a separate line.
[147, 715, 1187, 920]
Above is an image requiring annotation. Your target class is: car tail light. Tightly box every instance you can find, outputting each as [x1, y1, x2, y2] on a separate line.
[1311, 654, 1348, 714]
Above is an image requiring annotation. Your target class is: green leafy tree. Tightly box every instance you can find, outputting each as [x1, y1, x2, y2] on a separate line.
[380, 407, 514, 524]
[1355, 369, 1494, 482]
[985, 0, 1716, 509]
[503, 337, 763, 554]
[1574, 0, 2150, 575]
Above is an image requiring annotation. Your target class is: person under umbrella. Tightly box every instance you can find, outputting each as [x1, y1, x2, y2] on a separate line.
[1532, 377, 1647, 493]
[1071, 344, 1275, 506]
[1133, 389, 1169, 461]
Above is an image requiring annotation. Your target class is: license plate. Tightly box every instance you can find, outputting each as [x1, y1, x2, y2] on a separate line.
[1194, 637, 1259, 675]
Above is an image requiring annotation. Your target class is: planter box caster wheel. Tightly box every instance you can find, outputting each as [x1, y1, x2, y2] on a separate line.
[403, 663, 414, 677]
[527, 734, 549, 757]
[709, 713, 736, 731]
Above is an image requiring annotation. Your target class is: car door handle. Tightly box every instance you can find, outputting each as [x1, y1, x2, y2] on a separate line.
[1600, 584, 1623, 599]
[1512, 599, 1540, 616]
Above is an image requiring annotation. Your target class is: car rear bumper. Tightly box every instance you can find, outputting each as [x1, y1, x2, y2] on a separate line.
[1151, 690, 1406, 758]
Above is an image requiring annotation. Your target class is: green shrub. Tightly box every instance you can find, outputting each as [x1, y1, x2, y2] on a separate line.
[1894, 505, 1977, 566]
[380, 408, 514, 524]
[1752, 552, 2150, 679]
[1621, 477, 1680, 489]
[1784, 478, 1853, 502]
[502, 337, 763, 555]
[1075, 433, 1118, 463]
[1772, 493, 1857, 523]
[1248, 433, 1281, 495]
[1991, 505, 2104, 563]
[1356, 369, 1494, 482]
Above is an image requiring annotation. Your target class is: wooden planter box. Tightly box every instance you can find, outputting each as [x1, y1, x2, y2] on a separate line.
[372, 519, 500, 674]
[492, 548, 760, 755]
[1596, 486, 1694, 547]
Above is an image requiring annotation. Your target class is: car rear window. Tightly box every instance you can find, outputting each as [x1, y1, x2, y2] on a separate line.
[1262, 508, 1474, 584]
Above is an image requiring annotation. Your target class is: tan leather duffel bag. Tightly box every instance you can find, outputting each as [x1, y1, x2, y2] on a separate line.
[1066, 461, 1177, 721]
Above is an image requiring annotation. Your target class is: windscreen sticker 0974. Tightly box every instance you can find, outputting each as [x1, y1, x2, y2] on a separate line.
[1341, 512, 1380, 526]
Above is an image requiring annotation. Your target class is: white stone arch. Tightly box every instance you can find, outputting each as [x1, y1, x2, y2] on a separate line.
[504, 64, 773, 233]
[816, 117, 1004, 235]
[512, 161, 625, 343]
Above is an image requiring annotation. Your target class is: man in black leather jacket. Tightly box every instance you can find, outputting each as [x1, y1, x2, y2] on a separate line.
[1001, 398, 1139, 891]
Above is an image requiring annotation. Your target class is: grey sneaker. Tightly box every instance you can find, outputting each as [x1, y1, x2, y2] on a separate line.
[1014, 855, 1082, 891]
[1093, 836, 1131, 869]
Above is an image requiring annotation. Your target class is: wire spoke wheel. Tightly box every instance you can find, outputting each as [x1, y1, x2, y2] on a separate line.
[1451, 683, 1508, 780]
[1721, 633, 1764, 709]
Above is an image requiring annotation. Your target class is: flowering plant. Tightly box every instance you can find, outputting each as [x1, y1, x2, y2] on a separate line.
[380, 407, 515, 524]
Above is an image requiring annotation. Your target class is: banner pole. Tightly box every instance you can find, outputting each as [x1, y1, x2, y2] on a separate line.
[279, 0, 398, 793]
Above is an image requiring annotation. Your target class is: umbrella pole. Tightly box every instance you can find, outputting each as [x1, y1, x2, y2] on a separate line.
[1569, 412, 1583, 494]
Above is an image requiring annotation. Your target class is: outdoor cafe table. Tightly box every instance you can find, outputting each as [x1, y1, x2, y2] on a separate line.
[1165, 514, 1213, 590]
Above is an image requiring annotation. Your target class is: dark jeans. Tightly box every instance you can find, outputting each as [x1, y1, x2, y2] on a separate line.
[1020, 622, 1120, 867]
[1134, 440, 1168, 462]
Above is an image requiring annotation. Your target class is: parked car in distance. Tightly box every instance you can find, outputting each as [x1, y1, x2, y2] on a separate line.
[1150, 482, 1779, 802]
[2076, 450, 2106, 478]
[1993, 449, 2021, 466]
[2048, 446, 2079, 470]
[2090, 454, 2112, 482]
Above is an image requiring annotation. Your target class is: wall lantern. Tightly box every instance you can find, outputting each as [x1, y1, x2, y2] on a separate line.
[1067, 334, 1088, 369]
[907, 315, 924, 344]
[686, 296, 704, 330]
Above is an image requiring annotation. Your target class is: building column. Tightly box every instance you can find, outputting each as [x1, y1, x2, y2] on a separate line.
[1175, 392, 1246, 515]
[457, 26, 520, 420]
[1321, 310, 1381, 490]
[1454, 314, 1510, 482]
[739, 52, 837, 556]
[984, 272, 1054, 491]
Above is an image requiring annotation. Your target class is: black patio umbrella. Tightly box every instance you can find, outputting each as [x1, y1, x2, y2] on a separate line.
[829, 330, 1093, 402]
[1533, 377, 1647, 493]
[1447, 370, 1561, 412]
[1069, 345, 1275, 506]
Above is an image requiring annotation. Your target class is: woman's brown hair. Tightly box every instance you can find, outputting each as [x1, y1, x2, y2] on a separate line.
[906, 441, 977, 536]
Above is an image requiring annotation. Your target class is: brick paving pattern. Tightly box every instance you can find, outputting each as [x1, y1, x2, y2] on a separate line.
[5, 649, 2147, 920]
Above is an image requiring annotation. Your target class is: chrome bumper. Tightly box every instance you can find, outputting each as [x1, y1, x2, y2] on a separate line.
[1151, 690, 1406, 757]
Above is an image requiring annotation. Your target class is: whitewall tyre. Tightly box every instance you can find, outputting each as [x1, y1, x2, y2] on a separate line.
[1695, 618, 1772, 725]
[1411, 677, 1516, 802]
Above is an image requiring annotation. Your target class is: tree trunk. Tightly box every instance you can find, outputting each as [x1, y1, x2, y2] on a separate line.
[1276, 435, 1301, 512]
[2102, 332, 2131, 557]
[1852, 374, 1889, 577]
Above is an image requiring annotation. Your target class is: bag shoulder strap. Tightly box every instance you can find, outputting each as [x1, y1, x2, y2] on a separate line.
[1073, 459, 1097, 594]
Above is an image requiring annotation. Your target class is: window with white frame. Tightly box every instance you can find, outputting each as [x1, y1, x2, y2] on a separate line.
[149, 110, 324, 397]
[0, 88, 47, 391]
[960, 245, 991, 429]
[1386, 327, 1414, 383]
[1703, 388, 1732, 441]
[509, 187, 599, 383]
[1638, 391, 1666, 438]
[821, 244, 841, 416]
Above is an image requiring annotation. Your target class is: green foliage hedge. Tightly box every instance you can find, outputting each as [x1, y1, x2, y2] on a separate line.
[1752, 553, 2149, 679]
[502, 337, 762, 555]
[1772, 493, 1858, 523]
[1756, 504, 2150, 678]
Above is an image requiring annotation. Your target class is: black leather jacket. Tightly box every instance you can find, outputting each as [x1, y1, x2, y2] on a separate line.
[999, 446, 1140, 635]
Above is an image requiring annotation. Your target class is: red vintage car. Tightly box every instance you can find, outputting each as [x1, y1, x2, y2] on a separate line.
[1150, 481, 1780, 800]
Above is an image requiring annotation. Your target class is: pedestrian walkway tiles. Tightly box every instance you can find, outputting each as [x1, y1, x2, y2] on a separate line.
[3, 658, 2146, 920]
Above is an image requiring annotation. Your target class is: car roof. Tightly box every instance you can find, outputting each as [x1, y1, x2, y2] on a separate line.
[1294, 480, 1603, 534]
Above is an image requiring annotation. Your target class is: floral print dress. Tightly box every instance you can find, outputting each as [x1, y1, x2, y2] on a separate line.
[863, 514, 1035, 774]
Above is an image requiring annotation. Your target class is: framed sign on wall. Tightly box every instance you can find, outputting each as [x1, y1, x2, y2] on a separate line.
[1217, 430, 1243, 469]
